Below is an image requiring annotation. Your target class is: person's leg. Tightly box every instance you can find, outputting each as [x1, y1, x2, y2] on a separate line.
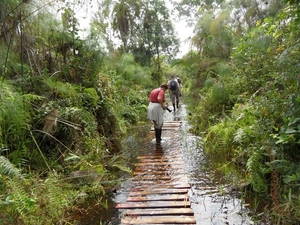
[170, 91, 176, 111]
[157, 123, 163, 142]
[154, 121, 162, 143]
[175, 90, 180, 108]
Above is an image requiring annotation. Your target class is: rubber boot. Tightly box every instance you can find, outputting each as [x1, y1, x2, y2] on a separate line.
[155, 128, 161, 143]
[176, 100, 179, 109]
[158, 129, 162, 142]
[173, 103, 176, 112]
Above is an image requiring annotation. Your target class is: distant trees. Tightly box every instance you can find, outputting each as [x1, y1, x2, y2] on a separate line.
[94, 0, 179, 66]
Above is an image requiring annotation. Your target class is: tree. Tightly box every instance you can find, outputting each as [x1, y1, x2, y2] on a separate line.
[112, 0, 142, 52]
[135, 0, 179, 66]
[94, 0, 179, 67]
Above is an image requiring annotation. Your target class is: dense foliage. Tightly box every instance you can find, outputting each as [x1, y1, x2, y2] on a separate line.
[1, 0, 300, 224]
[0, 0, 178, 224]
[178, 0, 300, 223]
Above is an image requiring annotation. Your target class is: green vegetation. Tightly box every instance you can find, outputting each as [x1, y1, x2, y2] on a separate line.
[1, 0, 300, 224]
[0, 0, 177, 224]
[177, 0, 300, 223]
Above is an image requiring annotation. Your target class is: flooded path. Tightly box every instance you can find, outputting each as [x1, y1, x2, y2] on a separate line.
[114, 104, 255, 225]
[116, 120, 196, 224]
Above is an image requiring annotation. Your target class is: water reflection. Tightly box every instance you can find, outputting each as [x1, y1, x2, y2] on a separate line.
[178, 105, 254, 225]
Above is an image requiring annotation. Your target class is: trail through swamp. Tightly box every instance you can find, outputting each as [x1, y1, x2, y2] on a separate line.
[77, 104, 265, 225]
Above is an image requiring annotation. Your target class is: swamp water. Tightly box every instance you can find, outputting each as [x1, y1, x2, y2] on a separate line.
[77, 104, 261, 225]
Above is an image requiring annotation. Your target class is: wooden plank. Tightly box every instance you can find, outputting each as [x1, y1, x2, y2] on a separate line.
[131, 184, 190, 191]
[137, 156, 183, 159]
[127, 194, 189, 202]
[135, 163, 184, 168]
[133, 170, 185, 175]
[121, 216, 196, 224]
[116, 200, 191, 209]
[131, 180, 189, 186]
[132, 176, 172, 181]
[134, 165, 184, 171]
[133, 175, 186, 181]
[151, 127, 181, 131]
[138, 158, 183, 162]
[151, 128, 181, 131]
[137, 157, 184, 161]
[121, 208, 194, 216]
[129, 188, 188, 196]
[135, 162, 184, 166]
[121, 224, 194, 225]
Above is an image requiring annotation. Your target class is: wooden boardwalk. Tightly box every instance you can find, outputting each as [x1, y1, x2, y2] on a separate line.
[116, 121, 196, 224]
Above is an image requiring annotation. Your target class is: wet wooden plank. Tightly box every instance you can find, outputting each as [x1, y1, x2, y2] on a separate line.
[133, 170, 185, 175]
[135, 162, 184, 166]
[134, 165, 184, 171]
[132, 176, 172, 181]
[152, 127, 181, 131]
[127, 194, 189, 202]
[129, 188, 188, 196]
[121, 216, 196, 224]
[131, 181, 189, 187]
[138, 158, 183, 163]
[151, 127, 182, 131]
[137, 155, 183, 159]
[131, 180, 189, 186]
[133, 175, 186, 181]
[163, 124, 182, 127]
[116, 200, 191, 209]
[138, 156, 184, 160]
[121, 224, 194, 225]
[135, 163, 184, 167]
[131, 184, 190, 191]
[122, 208, 194, 216]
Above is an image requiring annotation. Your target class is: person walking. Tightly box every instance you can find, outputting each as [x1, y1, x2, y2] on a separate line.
[147, 84, 169, 143]
[167, 75, 180, 111]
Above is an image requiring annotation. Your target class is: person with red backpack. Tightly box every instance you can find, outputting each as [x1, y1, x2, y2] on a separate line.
[167, 75, 180, 112]
[147, 83, 169, 143]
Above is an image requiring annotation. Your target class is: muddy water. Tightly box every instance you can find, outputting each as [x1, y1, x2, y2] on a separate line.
[77, 104, 257, 224]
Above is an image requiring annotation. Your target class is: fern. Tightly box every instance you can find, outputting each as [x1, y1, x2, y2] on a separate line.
[233, 128, 245, 144]
[0, 156, 22, 178]
[7, 178, 38, 224]
[108, 154, 132, 174]
[22, 93, 45, 102]
[246, 151, 269, 193]
[45, 175, 73, 219]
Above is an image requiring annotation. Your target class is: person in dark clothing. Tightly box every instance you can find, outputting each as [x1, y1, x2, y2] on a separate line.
[147, 84, 169, 143]
[167, 75, 180, 111]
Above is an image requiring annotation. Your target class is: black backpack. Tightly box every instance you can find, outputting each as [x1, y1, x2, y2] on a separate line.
[170, 80, 177, 90]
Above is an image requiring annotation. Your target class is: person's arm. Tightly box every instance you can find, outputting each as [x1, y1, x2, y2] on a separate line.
[158, 98, 166, 109]
[157, 91, 166, 109]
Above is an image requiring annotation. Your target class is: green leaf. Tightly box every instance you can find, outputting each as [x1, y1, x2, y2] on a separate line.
[285, 128, 298, 134]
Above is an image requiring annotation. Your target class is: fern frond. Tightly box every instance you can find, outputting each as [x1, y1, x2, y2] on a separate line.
[7, 178, 38, 223]
[233, 128, 245, 144]
[107, 154, 132, 173]
[246, 151, 268, 193]
[0, 156, 22, 178]
[22, 93, 45, 102]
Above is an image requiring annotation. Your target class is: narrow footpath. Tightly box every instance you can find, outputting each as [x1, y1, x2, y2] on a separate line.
[116, 120, 196, 224]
